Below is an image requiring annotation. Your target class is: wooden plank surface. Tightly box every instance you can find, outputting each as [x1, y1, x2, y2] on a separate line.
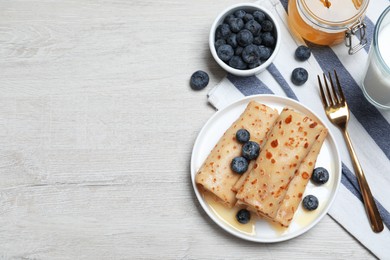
[0, 0, 375, 259]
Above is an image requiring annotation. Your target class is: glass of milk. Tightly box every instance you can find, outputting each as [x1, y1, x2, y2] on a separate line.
[362, 6, 390, 110]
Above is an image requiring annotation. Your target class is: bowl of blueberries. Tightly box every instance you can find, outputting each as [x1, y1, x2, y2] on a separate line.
[210, 3, 281, 77]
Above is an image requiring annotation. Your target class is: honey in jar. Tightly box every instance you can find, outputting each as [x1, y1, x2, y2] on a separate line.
[287, 0, 370, 54]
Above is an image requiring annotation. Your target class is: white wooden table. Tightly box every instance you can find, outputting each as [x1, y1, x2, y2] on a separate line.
[0, 0, 375, 258]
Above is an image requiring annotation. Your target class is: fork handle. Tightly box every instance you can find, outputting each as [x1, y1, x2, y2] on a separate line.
[342, 130, 384, 233]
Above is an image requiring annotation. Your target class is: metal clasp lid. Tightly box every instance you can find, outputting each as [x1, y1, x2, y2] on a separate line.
[345, 18, 367, 55]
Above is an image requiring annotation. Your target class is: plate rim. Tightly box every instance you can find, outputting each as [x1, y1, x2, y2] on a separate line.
[191, 94, 341, 243]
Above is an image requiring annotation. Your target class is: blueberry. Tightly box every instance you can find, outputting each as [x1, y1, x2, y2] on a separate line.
[190, 70, 209, 90]
[242, 141, 260, 160]
[253, 35, 262, 45]
[295, 45, 311, 61]
[226, 33, 238, 49]
[235, 46, 244, 56]
[302, 195, 319, 211]
[229, 56, 247, 70]
[291, 67, 308, 86]
[245, 20, 262, 36]
[236, 129, 250, 143]
[217, 44, 234, 62]
[243, 13, 254, 23]
[231, 156, 249, 174]
[261, 32, 275, 47]
[216, 23, 231, 40]
[224, 14, 236, 24]
[242, 44, 261, 64]
[311, 167, 329, 184]
[261, 20, 274, 32]
[228, 18, 244, 33]
[253, 10, 266, 23]
[234, 9, 246, 19]
[236, 209, 251, 224]
[248, 60, 261, 69]
[258, 45, 272, 60]
[214, 39, 226, 49]
[237, 29, 253, 47]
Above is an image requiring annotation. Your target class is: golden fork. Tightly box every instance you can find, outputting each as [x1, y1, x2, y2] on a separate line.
[317, 70, 384, 233]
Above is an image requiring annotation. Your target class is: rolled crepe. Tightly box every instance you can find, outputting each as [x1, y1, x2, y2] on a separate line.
[274, 128, 328, 226]
[195, 101, 279, 207]
[236, 108, 327, 221]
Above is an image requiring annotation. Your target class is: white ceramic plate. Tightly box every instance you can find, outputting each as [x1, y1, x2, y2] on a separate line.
[191, 95, 341, 243]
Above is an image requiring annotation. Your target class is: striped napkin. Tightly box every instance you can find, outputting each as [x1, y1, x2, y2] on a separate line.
[207, 0, 390, 258]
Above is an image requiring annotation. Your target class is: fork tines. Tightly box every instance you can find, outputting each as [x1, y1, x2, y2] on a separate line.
[317, 70, 346, 107]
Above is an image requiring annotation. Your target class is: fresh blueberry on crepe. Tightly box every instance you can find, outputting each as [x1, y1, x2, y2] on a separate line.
[242, 141, 260, 160]
[236, 209, 251, 224]
[236, 129, 250, 143]
[295, 45, 311, 61]
[231, 156, 249, 174]
[303, 195, 319, 211]
[311, 167, 329, 184]
[291, 67, 308, 86]
[190, 70, 209, 90]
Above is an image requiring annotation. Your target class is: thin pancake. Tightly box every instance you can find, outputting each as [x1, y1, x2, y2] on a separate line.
[274, 128, 327, 226]
[195, 101, 279, 207]
[236, 108, 326, 220]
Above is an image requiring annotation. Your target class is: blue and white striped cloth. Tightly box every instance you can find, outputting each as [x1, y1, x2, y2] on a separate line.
[207, 0, 390, 258]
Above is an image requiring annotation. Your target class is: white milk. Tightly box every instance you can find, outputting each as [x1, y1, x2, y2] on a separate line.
[362, 23, 390, 108]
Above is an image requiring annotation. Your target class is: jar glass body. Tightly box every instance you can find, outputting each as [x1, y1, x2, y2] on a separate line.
[287, 0, 369, 48]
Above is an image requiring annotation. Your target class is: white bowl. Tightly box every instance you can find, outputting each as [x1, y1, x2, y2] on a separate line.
[209, 3, 281, 77]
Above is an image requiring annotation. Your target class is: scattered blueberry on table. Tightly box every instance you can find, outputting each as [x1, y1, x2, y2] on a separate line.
[231, 156, 249, 174]
[312, 167, 329, 185]
[302, 195, 319, 211]
[236, 129, 250, 143]
[190, 70, 209, 90]
[291, 67, 308, 86]
[295, 45, 311, 61]
[236, 209, 251, 224]
[242, 141, 260, 160]
[215, 8, 277, 70]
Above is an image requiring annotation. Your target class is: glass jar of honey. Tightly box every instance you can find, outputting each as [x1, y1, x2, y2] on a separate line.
[287, 0, 369, 54]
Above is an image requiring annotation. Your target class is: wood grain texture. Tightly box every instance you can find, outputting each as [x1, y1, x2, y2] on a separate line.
[0, 0, 375, 259]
